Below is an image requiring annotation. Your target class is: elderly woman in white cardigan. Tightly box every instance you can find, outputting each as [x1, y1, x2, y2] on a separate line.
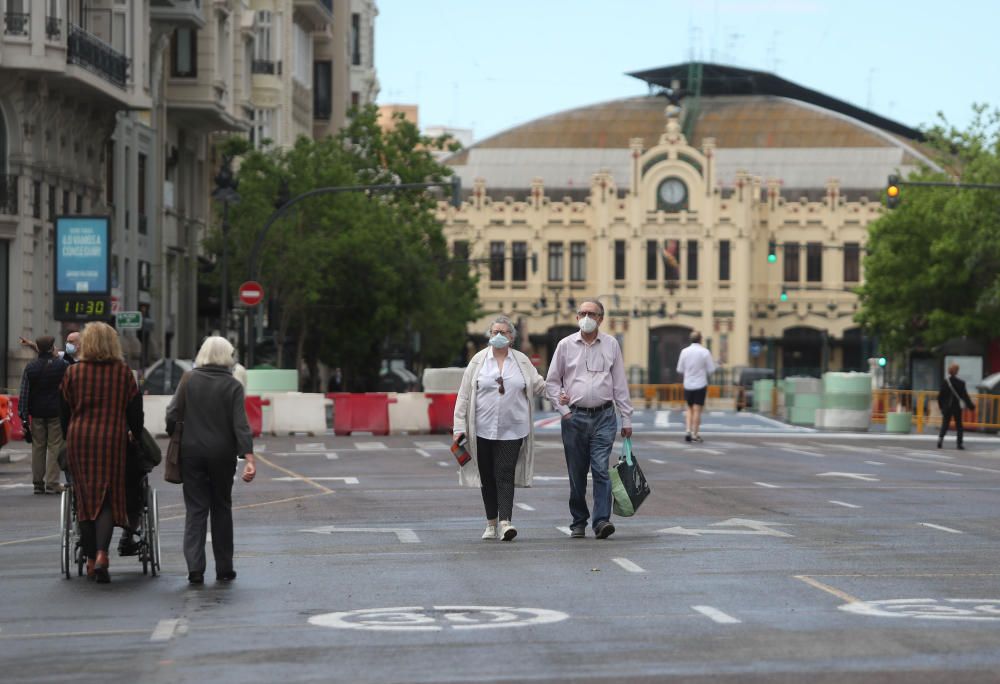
[453, 316, 548, 542]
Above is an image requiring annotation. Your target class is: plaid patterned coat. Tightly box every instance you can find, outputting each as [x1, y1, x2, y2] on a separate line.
[61, 360, 143, 524]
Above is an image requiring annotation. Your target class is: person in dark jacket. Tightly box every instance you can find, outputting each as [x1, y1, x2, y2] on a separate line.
[60, 322, 144, 582]
[167, 336, 256, 585]
[20, 336, 69, 494]
[937, 363, 975, 450]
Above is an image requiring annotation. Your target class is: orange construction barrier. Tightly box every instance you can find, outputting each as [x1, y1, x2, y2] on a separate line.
[427, 393, 458, 434]
[331, 392, 393, 436]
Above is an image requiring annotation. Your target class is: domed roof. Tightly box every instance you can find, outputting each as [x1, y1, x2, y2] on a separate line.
[446, 63, 939, 194]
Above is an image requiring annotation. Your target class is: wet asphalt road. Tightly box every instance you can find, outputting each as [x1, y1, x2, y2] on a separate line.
[2, 419, 1000, 683]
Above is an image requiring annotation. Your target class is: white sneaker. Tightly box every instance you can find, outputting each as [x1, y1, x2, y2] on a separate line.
[482, 524, 497, 540]
[499, 521, 517, 541]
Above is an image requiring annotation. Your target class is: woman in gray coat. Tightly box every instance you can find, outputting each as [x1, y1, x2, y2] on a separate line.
[167, 336, 256, 585]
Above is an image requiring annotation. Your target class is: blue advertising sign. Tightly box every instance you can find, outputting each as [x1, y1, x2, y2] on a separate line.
[749, 341, 762, 358]
[55, 216, 110, 294]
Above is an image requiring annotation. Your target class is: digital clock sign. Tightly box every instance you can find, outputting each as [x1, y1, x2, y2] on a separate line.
[54, 216, 112, 322]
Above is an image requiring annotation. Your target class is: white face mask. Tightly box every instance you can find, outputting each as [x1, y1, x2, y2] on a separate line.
[488, 333, 510, 349]
[578, 316, 598, 334]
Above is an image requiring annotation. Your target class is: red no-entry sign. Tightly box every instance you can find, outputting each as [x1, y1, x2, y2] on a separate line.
[238, 281, 264, 307]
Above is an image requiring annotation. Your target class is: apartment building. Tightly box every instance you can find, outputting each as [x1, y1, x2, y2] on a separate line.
[1, 0, 373, 386]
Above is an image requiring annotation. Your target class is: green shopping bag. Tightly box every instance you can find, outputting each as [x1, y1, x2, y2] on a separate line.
[610, 437, 650, 517]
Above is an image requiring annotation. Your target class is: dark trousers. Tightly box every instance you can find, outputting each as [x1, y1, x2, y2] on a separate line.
[181, 457, 236, 575]
[938, 408, 964, 446]
[476, 437, 522, 521]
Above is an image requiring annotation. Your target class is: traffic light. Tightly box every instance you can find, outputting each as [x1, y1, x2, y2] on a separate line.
[450, 176, 463, 209]
[768, 240, 777, 264]
[779, 288, 788, 302]
[877, 356, 887, 368]
[885, 175, 900, 209]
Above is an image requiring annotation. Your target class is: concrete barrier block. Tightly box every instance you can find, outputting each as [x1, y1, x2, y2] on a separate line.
[144, 395, 173, 437]
[389, 393, 432, 434]
[270, 392, 328, 435]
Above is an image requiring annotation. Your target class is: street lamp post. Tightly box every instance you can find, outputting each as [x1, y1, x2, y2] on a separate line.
[213, 155, 241, 337]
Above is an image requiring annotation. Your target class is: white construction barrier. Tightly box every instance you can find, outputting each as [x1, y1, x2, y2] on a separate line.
[269, 392, 329, 435]
[422, 368, 465, 393]
[388, 393, 432, 434]
[143, 395, 173, 437]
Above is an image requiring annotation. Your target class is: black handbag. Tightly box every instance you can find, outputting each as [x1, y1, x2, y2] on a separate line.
[164, 373, 189, 484]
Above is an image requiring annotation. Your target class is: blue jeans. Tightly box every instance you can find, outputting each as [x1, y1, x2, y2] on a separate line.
[560, 406, 617, 530]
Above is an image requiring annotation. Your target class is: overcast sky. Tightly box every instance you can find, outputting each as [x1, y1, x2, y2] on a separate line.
[375, 0, 996, 143]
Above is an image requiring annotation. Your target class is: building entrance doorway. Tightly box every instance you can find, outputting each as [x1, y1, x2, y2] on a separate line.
[649, 325, 692, 384]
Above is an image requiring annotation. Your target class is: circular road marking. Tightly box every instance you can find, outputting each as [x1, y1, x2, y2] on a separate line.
[841, 598, 1000, 621]
[308, 606, 569, 632]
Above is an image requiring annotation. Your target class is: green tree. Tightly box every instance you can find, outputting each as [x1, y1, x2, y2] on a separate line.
[856, 105, 1000, 353]
[206, 106, 478, 390]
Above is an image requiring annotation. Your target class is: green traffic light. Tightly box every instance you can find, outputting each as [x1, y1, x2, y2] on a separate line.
[779, 290, 788, 302]
[767, 254, 777, 263]
[878, 357, 887, 367]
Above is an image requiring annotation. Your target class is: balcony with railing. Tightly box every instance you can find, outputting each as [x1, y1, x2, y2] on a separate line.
[4, 11, 29, 36]
[45, 15, 61, 39]
[251, 60, 281, 75]
[0, 175, 19, 216]
[67, 24, 129, 88]
[293, 0, 332, 26]
[150, 0, 205, 29]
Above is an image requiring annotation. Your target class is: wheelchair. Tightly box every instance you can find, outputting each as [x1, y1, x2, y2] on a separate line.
[59, 474, 161, 578]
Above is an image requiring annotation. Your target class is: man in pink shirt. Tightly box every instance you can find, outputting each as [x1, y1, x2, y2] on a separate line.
[545, 299, 633, 539]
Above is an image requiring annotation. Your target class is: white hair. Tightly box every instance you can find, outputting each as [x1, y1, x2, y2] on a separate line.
[232, 362, 248, 388]
[195, 336, 236, 368]
[486, 315, 517, 341]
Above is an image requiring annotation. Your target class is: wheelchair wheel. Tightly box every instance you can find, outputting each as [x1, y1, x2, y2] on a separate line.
[60, 489, 71, 579]
[148, 486, 161, 577]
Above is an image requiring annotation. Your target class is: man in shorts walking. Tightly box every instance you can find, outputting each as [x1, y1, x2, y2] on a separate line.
[676, 331, 716, 443]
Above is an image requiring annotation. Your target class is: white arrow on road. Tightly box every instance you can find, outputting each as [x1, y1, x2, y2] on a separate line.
[302, 526, 421, 543]
[658, 518, 793, 538]
[816, 472, 880, 482]
[273, 476, 358, 484]
[0, 483, 35, 489]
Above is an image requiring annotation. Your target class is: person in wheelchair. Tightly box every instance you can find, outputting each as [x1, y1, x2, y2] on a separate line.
[118, 430, 161, 556]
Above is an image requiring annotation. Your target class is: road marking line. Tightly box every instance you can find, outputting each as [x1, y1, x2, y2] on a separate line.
[829, 500, 861, 509]
[271, 476, 358, 484]
[0, 534, 59, 547]
[754, 481, 780, 488]
[695, 469, 715, 474]
[817, 472, 879, 482]
[355, 442, 386, 450]
[556, 526, 572, 536]
[437, 461, 451, 467]
[515, 503, 534, 511]
[919, 522, 963, 534]
[150, 619, 186, 642]
[794, 575, 864, 604]
[937, 470, 963, 477]
[654, 411, 670, 427]
[256, 454, 334, 494]
[864, 461, 885, 466]
[415, 441, 448, 449]
[296, 443, 326, 451]
[326, 453, 339, 460]
[649, 458, 666, 464]
[416, 449, 432, 458]
[303, 526, 421, 543]
[687, 448, 723, 455]
[779, 447, 824, 458]
[612, 557, 645, 573]
[691, 605, 740, 624]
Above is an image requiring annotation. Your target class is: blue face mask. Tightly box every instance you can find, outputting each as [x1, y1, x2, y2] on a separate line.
[65, 343, 77, 356]
[488, 333, 510, 349]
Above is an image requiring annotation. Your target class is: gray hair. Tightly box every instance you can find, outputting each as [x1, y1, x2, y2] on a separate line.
[579, 298, 605, 316]
[486, 315, 517, 341]
[195, 335, 236, 368]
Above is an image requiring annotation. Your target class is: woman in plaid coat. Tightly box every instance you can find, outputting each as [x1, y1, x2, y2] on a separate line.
[60, 322, 143, 583]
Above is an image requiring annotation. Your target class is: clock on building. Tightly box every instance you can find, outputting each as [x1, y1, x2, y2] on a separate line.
[657, 177, 688, 212]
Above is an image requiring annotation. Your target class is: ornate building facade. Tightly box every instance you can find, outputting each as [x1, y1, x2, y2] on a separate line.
[440, 63, 940, 382]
